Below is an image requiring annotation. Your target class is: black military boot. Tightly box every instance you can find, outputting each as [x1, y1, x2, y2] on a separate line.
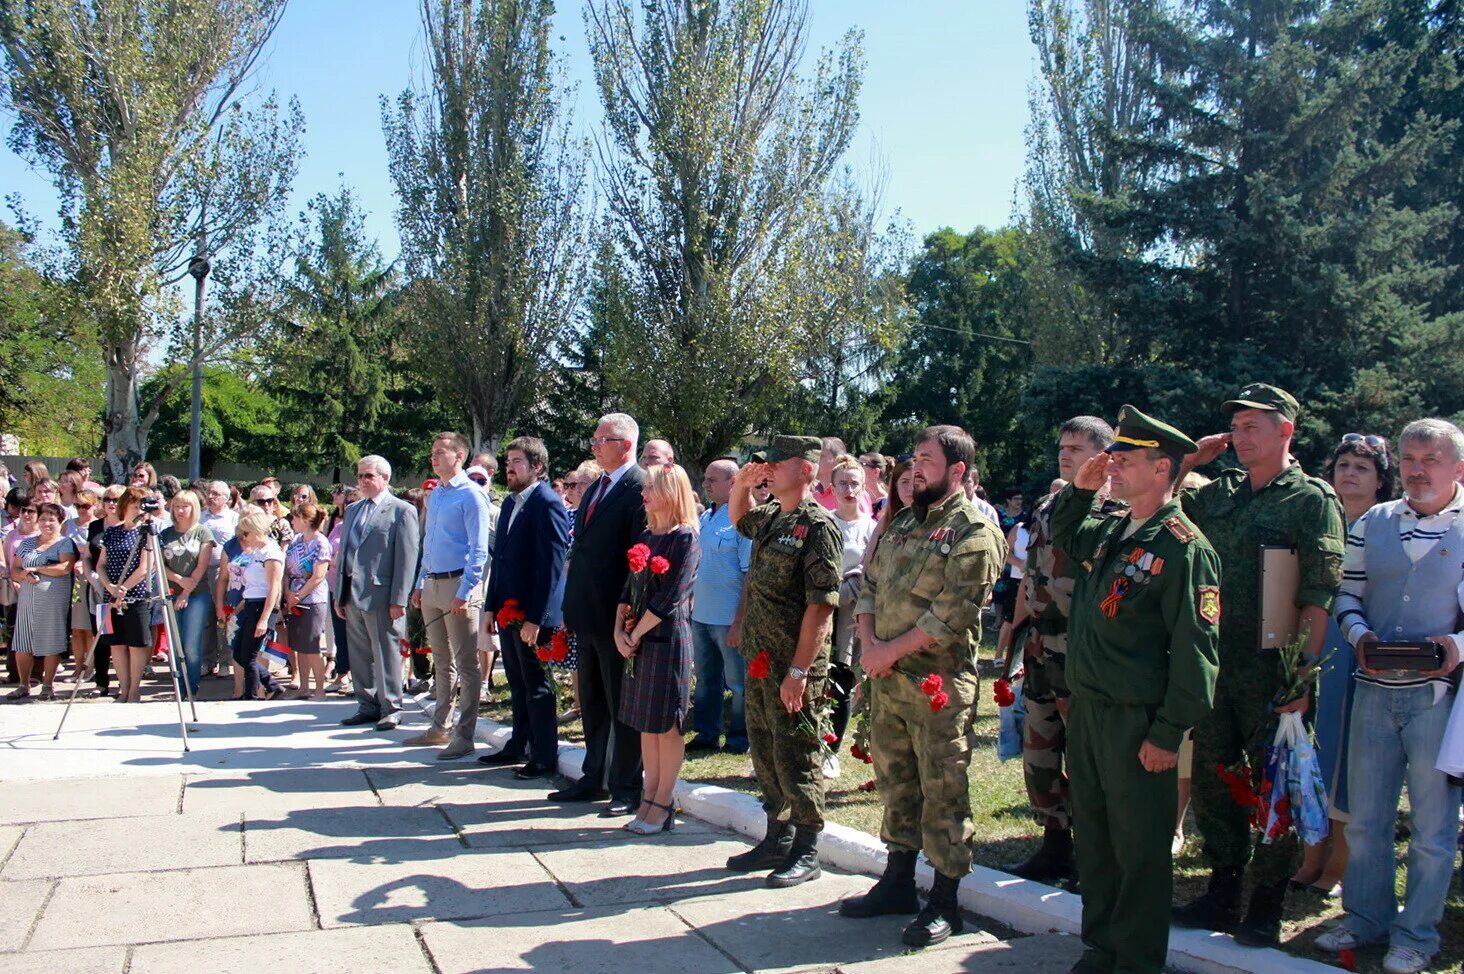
[766, 827, 821, 887]
[839, 850, 920, 918]
[1005, 825, 1074, 883]
[726, 819, 794, 872]
[1171, 865, 1243, 932]
[1232, 880, 1286, 948]
[902, 871, 964, 947]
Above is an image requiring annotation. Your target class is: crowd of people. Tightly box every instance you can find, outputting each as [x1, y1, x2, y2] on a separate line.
[2, 388, 1462, 974]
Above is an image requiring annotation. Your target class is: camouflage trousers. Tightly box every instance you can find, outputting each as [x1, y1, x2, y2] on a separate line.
[1021, 631, 1070, 831]
[745, 664, 828, 831]
[1190, 651, 1298, 887]
[871, 668, 978, 878]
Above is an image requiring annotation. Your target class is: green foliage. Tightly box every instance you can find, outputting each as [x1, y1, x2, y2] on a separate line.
[382, 0, 590, 454]
[588, 0, 866, 467]
[143, 364, 280, 470]
[0, 0, 301, 478]
[0, 223, 103, 454]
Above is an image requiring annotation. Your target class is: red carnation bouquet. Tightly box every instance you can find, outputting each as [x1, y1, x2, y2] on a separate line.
[621, 542, 669, 676]
[496, 598, 525, 629]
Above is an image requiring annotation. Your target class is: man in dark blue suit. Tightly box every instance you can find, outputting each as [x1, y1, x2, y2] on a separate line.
[480, 436, 570, 779]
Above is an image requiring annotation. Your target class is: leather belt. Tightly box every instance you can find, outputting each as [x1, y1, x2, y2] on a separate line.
[426, 569, 465, 580]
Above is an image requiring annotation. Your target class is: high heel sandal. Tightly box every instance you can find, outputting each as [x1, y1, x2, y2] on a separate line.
[624, 800, 677, 835]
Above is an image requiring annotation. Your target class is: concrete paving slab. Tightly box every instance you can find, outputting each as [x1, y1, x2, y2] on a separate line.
[440, 785, 717, 848]
[27, 862, 313, 950]
[0, 946, 126, 974]
[243, 804, 461, 864]
[0, 878, 52, 951]
[529, 833, 776, 907]
[669, 874, 997, 974]
[0, 825, 22, 867]
[420, 904, 744, 974]
[364, 763, 527, 807]
[129, 923, 433, 974]
[3, 814, 242, 879]
[307, 849, 571, 928]
[182, 767, 377, 815]
[834, 933, 1082, 973]
[0, 775, 182, 823]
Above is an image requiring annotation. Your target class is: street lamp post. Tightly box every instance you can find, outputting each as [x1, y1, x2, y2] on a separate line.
[187, 236, 210, 482]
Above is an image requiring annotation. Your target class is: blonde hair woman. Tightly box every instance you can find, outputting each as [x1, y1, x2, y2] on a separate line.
[228, 510, 284, 701]
[160, 490, 215, 695]
[614, 464, 701, 834]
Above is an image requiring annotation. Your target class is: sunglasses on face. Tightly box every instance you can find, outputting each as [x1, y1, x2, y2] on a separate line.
[860, 461, 882, 470]
[103, 498, 118, 505]
[21, 508, 38, 515]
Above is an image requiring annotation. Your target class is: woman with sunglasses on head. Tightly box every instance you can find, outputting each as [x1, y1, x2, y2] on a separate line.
[9, 503, 78, 700]
[64, 489, 101, 681]
[97, 487, 155, 703]
[1289, 433, 1396, 898]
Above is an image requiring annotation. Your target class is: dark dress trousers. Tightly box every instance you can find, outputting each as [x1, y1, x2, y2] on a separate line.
[484, 480, 570, 768]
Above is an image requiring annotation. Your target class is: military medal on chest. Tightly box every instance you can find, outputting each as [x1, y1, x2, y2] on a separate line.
[775, 523, 809, 548]
[1099, 547, 1164, 618]
[927, 526, 953, 554]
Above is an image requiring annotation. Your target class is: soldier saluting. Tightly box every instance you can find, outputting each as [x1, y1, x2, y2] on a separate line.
[1051, 406, 1222, 974]
[839, 425, 1005, 948]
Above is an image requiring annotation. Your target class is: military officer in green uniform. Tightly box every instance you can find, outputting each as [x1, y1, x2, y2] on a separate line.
[840, 425, 1006, 947]
[1172, 383, 1345, 947]
[725, 434, 843, 887]
[1051, 406, 1221, 974]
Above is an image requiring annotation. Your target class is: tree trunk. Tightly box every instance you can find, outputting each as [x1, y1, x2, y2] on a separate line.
[103, 342, 146, 484]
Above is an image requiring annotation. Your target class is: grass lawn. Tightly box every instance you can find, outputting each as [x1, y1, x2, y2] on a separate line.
[480, 659, 1463, 973]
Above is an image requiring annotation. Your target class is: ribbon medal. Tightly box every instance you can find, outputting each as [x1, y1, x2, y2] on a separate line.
[1100, 577, 1130, 618]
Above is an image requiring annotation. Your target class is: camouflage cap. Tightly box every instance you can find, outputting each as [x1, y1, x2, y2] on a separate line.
[1106, 404, 1199, 460]
[1221, 382, 1300, 422]
[751, 434, 822, 464]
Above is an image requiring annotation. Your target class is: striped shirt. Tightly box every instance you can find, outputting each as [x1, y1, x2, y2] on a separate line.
[1335, 483, 1464, 694]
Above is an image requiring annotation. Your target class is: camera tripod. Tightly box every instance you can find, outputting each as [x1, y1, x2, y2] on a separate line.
[54, 519, 199, 750]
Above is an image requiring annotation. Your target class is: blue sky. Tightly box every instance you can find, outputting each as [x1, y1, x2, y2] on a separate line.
[1, 1, 1036, 256]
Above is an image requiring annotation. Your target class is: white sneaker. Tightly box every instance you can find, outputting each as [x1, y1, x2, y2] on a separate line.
[1314, 926, 1362, 952]
[821, 753, 840, 779]
[1382, 945, 1430, 974]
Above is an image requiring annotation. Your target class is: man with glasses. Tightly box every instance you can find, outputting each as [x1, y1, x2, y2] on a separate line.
[554, 413, 647, 814]
[334, 456, 421, 731]
[1173, 383, 1345, 947]
[687, 458, 753, 755]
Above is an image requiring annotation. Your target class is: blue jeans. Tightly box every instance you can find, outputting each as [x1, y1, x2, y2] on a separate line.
[691, 621, 747, 749]
[172, 588, 213, 696]
[1341, 681, 1460, 956]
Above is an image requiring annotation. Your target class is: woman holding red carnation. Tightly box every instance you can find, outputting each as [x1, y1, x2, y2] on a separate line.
[614, 464, 701, 835]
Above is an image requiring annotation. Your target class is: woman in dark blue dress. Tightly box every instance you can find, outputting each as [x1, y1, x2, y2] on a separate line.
[616, 464, 700, 835]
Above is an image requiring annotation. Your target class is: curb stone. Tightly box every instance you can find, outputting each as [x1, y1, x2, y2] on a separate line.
[413, 694, 1341, 974]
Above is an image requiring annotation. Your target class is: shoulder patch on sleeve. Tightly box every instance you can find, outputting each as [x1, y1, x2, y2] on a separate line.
[1164, 516, 1196, 544]
[1198, 585, 1221, 625]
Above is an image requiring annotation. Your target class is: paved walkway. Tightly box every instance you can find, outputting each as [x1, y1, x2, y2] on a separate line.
[0, 694, 1086, 973]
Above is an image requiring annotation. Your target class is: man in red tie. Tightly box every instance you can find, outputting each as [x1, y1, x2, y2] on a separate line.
[552, 413, 649, 815]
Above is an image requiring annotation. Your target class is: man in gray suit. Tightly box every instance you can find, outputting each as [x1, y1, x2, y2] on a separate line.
[335, 455, 421, 730]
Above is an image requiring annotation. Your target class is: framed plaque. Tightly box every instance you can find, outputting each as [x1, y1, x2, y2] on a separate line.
[1258, 544, 1300, 649]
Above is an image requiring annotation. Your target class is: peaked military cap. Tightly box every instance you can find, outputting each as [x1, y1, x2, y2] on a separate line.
[1221, 382, 1300, 422]
[751, 434, 822, 464]
[1106, 404, 1199, 460]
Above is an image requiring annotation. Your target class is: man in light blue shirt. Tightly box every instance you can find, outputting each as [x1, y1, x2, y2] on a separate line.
[406, 431, 492, 759]
[689, 458, 754, 753]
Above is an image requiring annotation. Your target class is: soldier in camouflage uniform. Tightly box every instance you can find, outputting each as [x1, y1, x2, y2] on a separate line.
[725, 434, 843, 888]
[1172, 383, 1346, 949]
[1006, 416, 1115, 884]
[840, 425, 1005, 948]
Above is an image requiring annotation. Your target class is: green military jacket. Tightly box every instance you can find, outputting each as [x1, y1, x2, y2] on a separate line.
[1051, 486, 1221, 752]
[855, 490, 1005, 676]
[736, 497, 842, 666]
[1180, 463, 1344, 661]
